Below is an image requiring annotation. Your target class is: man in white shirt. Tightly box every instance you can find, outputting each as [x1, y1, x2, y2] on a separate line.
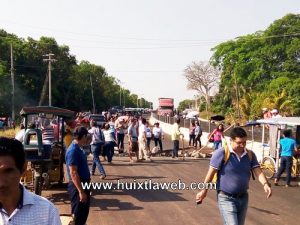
[138, 118, 151, 161]
[127, 118, 139, 162]
[0, 137, 61, 225]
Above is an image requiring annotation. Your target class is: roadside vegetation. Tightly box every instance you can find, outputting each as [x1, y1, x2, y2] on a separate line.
[0, 31, 151, 119]
[181, 14, 300, 122]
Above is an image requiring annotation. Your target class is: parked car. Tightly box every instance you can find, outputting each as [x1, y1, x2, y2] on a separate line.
[88, 114, 106, 127]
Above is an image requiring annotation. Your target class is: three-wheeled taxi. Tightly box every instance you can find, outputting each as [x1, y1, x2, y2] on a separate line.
[256, 117, 300, 180]
[20, 106, 75, 195]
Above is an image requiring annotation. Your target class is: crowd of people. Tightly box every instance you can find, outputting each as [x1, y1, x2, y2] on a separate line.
[63, 113, 168, 224]
[1, 107, 298, 225]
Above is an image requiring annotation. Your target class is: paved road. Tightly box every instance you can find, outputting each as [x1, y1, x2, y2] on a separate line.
[44, 135, 300, 225]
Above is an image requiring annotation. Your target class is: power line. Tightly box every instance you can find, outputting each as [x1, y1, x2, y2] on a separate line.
[0, 24, 299, 49]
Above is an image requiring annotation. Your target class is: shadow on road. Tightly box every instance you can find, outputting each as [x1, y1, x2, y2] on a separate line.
[46, 191, 70, 205]
[249, 206, 279, 216]
[90, 198, 143, 211]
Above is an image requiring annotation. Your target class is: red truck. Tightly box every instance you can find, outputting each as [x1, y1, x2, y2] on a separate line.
[157, 98, 174, 116]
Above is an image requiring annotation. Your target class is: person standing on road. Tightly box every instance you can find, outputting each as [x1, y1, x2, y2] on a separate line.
[189, 121, 196, 147]
[115, 118, 126, 154]
[274, 129, 298, 187]
[89, 121, 106, 179]
[0, 137, 62, 225]
[127, 118, 139, 162]
[196, 127, 272, 225]
[138, 118, 151, 161]
[194, 121, 202, 149]
[152, 122, 164, 154]
[65, 126, 91, 225]
[145, 121, 153, 151]
[103, 123, 116, 164]
[171, 118, 184, 158]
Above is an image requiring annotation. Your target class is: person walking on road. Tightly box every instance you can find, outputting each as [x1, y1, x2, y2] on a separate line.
[208, 124, 224, 151]
[138, 118, 151, 161]
[274, 129, 298, 187]
[0, 137, 61, 225]
[115, 118, 126, 154]
[65, 126, 91, 225]
[89, 121, 106, 179]
[196, 127, 272, 225]
[171, 118, 184, 158]
[103, 123, 116, 164]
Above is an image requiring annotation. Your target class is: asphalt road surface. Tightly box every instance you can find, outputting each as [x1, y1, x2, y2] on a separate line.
[44, 134, 300, 225]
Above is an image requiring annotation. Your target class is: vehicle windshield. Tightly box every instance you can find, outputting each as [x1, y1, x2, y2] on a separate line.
[90, 115, 105, 121]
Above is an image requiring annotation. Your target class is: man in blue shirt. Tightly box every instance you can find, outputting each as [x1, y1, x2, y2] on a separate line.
[66, 126, 91, 225]
[196, 127, 272, 225]
[274, 129, 298, 187]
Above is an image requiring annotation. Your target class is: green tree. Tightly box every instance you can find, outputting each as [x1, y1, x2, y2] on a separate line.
[211, 13, 300, 119]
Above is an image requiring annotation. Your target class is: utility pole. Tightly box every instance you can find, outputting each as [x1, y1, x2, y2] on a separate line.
[194, 95, 198, 111]
[10, 44, 15, 121]
[43, 53, 56, 106]
[89, 74, 96, 113]
[119, 85, 122, 106]
[123, 90, 125, 108]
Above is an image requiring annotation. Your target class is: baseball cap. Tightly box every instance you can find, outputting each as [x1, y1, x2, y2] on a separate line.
[262, 108, 268, 111]
[271, 109, 278, 114]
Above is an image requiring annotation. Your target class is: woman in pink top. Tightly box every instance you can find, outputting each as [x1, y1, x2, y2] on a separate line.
[208, 124, 224, 151]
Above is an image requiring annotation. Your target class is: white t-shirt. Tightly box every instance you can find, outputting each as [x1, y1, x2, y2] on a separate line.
[103, 129, 115, 142]
[88, 126, 103, 144]
[138, 124, 146, 139]
[145, 127, 152, 138]
[153, 127, 163, 139]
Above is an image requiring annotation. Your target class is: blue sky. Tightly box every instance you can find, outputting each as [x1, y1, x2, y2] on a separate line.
[0, 0, 299, 108]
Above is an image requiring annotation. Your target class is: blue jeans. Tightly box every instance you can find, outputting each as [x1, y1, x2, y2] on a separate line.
[173, 140, 179, 157]
[214, 141, 222, 151]
[217, 192, 248, 225]
[91, 144, 106, 176]
[68, 181, 90, 225]
[154, 138, 163, 152]
[275, 156, 292, 185]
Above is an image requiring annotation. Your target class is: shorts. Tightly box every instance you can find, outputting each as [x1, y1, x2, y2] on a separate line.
[130, 142, 138, 152]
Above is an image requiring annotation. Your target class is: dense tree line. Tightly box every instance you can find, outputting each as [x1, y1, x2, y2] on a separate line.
[210, 14, 300, 120]
[0, 30, 150, 118]
[180, 14, 300, 121]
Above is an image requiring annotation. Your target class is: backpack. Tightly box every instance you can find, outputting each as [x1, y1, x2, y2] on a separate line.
[212, 144, 255, 183]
